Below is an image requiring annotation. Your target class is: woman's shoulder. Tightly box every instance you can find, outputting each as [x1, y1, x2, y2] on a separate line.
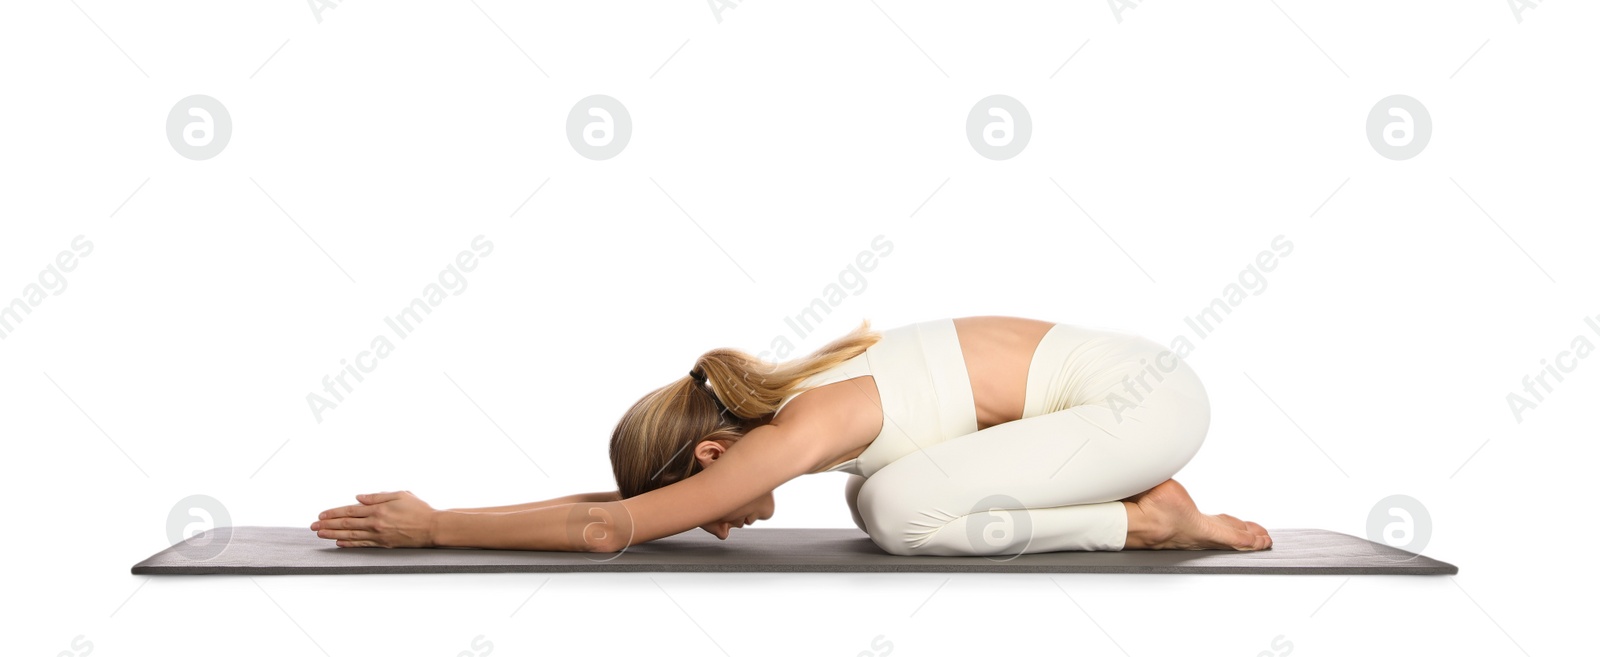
[773, 350, 872, 414]
[766, 364, 883, 473]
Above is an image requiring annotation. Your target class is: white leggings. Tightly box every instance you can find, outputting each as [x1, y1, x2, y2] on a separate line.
[848, 325, 1210, 556]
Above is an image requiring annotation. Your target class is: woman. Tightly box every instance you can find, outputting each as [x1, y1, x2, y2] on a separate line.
[312, 316, 1272, 555]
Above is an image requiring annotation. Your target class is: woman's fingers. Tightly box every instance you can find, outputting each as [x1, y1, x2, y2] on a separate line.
[316, 516, 376, 531]
[316, 528, 376, 541]
[357, 491, 406, 504]
[312, 491, 430, 548]
[319, 503, 376, 520]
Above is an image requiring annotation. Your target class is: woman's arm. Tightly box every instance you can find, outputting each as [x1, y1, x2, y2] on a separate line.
[313, 491, 621, 551]
[314, 422, 827, 551]
[433, 424, 821, 551]
[444, 490, 620, 514]
[431, 501, 623, 552]
[606, 423, 824, 549]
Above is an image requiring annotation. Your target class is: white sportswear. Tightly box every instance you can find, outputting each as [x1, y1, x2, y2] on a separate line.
[774, 318, 1211, 557]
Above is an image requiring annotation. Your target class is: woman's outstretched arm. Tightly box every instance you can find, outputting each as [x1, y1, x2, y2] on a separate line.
[444, 490, 620, 514]
[432, 423, 825, 551]
[606, 423, 823, 549]
[314, 491, 615, 551]
[430, 500, 628, 551]
[314, 423, 827, 550]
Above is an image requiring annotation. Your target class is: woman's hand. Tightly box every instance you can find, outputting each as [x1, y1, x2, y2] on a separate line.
[311, 490, 438, 548]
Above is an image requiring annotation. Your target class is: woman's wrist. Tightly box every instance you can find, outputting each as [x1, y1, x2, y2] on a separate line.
[430, 509, 459, 547]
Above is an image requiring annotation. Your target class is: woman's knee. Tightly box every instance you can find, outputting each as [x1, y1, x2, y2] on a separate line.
[1148, 352, 1211, 468]
[855, 463, 942, 556]
[843, 474, 869, 534]
[1111, 346, 1211, 465]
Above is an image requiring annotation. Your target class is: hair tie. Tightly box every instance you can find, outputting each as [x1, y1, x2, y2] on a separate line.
[688, 368, 735, 420]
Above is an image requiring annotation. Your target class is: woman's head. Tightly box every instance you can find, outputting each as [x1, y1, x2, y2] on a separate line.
[689, 437, 777, 540]
[608, 319, 882, 533]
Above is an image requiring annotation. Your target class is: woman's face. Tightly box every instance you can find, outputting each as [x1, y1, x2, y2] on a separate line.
[700, 491, 775, 540]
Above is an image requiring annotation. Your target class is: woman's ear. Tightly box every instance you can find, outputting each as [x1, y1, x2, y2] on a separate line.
[693, 439, 728, 468]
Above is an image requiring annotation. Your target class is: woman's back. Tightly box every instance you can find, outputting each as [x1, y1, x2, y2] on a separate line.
[955, 316, 1058, 430]
[771, 315, 1057, 476]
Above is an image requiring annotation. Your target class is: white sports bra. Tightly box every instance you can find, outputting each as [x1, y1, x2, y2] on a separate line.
[772, 318, 979, 478]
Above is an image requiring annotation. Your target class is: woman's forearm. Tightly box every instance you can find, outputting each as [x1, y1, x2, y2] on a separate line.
[432, 502, 624, 552]
[443, 490, 620, 514]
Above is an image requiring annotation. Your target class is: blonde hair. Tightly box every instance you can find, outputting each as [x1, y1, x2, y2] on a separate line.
[609, 319, 882, 499]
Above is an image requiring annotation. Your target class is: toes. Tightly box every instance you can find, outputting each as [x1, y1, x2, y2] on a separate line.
[1244, 522, 1273, 548]
[1213, 513, 1250, 531]
[1217, 521, 1261, 551]
[1212, 516, 1272, 550]
[1195, 516, 1257, 551]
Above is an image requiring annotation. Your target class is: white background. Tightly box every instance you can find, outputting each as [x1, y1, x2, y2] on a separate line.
[3, 1, 1594, 655]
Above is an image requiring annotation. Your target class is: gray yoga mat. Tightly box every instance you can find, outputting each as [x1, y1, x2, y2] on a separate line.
[132, 526, 1456, 575]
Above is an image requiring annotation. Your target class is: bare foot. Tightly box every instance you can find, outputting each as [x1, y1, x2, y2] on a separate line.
[1121, 479, 1272, 551]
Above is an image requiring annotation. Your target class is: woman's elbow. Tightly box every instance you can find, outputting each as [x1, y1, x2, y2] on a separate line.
[566, 501, 637, 553]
